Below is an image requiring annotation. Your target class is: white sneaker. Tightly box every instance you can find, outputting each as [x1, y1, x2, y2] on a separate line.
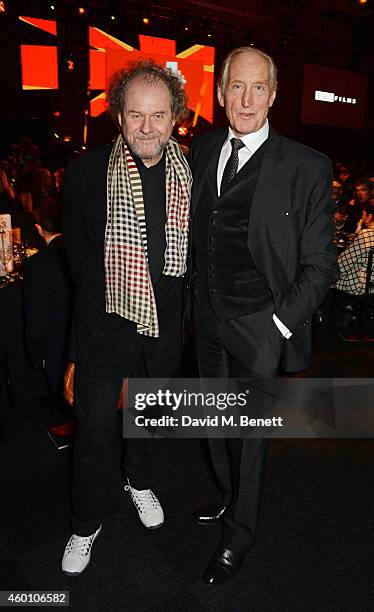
[61, 526, 101, 575]
[124, 478, 164, 529]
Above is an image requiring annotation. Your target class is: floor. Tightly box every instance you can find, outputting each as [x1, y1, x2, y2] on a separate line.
[1, 322, 374, 611]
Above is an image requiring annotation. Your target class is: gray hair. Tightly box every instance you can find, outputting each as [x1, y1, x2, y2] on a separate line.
[108, 59, 188, 124]
[218, 47, 278, 94]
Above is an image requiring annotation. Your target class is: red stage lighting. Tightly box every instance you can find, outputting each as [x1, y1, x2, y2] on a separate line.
[0, 2, 6, 13]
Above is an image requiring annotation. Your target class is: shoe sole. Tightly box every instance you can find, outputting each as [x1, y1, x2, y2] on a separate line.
[62, 567, 89, 577]
[142, 520, 164, 530]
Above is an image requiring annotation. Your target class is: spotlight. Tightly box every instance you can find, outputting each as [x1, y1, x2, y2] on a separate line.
[142, 17, 150, 25]
[78, 7, 86, 15]
[50, 4, 55, 10]
[0, 1, 6, 13]
[110, 15, 116, 21]
[184, 26, 189, 31]
[358, 0, 367, 4]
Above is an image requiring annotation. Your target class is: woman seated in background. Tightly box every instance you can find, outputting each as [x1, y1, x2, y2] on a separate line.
[336, 200, 374, 296]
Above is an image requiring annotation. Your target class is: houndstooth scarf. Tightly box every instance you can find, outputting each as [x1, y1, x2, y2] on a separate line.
[104, 134, 192, 337]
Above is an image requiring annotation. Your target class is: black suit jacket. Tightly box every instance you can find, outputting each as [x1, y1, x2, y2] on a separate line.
[62, 144, 184, 381]
[23, 235, 73, 390]
[188, 127, 338, 371]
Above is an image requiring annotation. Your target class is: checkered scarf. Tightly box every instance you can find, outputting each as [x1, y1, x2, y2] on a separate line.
[104, 134, 192, 337]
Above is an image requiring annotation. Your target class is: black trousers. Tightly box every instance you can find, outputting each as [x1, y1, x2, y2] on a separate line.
[194, 301, 284, 553]
[72, 349, 154, 536]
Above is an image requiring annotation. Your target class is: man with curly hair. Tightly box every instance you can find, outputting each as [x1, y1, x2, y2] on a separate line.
[61, 60, 191, 575]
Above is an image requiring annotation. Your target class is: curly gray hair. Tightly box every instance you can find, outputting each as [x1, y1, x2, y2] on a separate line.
[108, 59, 188, 124]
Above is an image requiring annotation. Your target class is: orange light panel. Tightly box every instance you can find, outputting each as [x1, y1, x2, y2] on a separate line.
[89, 50, 106, 90]
[138, 35, 175, 55]
[90, 93, 107, 117]
[19, 16, 57, 36]
[21, 45, 58, 89]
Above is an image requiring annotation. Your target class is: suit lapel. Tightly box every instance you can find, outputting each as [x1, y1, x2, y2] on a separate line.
[191, 130, 227, 215]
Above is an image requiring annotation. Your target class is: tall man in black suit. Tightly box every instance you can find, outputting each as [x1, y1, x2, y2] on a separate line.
[189, 47, 338, 585]
[61, 61, 191, 575]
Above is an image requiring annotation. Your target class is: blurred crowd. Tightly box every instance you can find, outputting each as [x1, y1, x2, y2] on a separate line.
[332, 162, 374, 238]
[0, 136, 66, 249]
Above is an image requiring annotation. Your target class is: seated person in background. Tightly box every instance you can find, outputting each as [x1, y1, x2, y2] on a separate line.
[336, 200, 374, 296]
[32, 167, 54, 211]
[343, 179, 373, 234]
[0, 168, 15, 216]
[53, 168, 65, 195]
[12, 193, 45, 249]
[333, 204, 352, 244]
[23, 199, 73, 420]
[332, 179, 344, 206]
[337, 164, 355, 204]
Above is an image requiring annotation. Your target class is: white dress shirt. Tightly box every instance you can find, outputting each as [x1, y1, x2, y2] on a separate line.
[216, 120, 292, 339]
[217, 120, 269, 196]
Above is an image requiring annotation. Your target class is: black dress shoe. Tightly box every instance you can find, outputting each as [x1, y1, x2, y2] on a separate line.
[203, 547, 248, 585]
[192, 500, 227, 525]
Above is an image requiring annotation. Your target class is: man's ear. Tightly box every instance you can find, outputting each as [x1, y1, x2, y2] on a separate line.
[217, 86, 225, 108]
[117, 113, 122, 127]
[269, 87, 277, 108]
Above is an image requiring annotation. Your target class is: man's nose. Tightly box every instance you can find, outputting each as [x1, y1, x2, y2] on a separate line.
[140, 116, 152, 133]
[241, 88, 253, 107]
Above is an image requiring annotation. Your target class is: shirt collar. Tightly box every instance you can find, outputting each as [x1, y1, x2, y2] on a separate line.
[226, 119, 269, 153]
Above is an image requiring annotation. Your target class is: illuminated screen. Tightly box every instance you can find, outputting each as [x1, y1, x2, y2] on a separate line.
[19, 17, 58, 90]
[18, 17, 215, 127]
[89, 30, 215, 124]
[301, 63, 367, 129]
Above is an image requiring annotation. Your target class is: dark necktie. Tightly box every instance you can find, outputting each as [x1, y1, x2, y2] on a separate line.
[220, 138, 245, 195]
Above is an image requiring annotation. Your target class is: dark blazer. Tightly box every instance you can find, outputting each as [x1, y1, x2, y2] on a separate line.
[188, 126, 338, 371]
[23, 235, 73, 390]
[62, 145, 184, 381]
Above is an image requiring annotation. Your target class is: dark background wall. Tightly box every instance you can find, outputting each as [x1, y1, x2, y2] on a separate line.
[0, 0, 373, 168]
